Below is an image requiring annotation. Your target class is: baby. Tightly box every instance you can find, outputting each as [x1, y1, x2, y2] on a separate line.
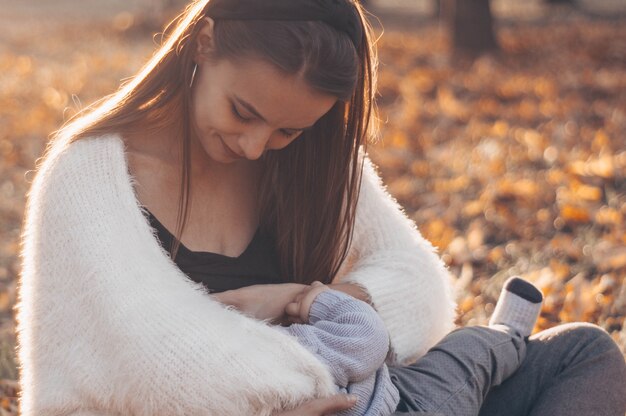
[277, 277, 544, 416]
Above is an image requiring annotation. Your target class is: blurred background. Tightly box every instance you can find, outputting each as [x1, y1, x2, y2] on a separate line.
[0, 0, 625, 411]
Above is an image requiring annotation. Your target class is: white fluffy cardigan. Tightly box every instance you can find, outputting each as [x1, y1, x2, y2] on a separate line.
[16, 134, 456, 416]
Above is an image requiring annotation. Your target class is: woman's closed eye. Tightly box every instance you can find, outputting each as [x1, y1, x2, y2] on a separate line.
[230, 103, 253, 123]
[230, 103, 302, 138]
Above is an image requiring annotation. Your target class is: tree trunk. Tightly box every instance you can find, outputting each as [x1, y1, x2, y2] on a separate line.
[444, 0, 499, 56]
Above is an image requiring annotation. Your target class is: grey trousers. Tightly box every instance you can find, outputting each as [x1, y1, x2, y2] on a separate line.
[390, 322, 626, 416]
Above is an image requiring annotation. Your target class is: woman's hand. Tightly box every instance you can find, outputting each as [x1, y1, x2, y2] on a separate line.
[273, 394, 357, 416]
[212, 283, 306, 323]
[211, 281, 371, 324]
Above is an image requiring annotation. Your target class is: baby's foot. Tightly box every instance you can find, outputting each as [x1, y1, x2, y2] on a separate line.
[489, 277, 543, 338]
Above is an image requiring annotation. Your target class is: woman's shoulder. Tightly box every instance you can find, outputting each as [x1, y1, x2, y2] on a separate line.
[71, 132, 125, 150]
[47, 133, 125, 168]
[349, 148, 429, 247]
[29, 132, 131, 208]
[355, 149, 397, 211]
[35, 133, 125, 181]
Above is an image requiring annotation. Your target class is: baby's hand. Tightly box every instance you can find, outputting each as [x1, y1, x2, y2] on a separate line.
[285, 281, 329, 324]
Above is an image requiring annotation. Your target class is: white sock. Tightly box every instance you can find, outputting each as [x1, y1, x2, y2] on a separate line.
[489, 277, 543, 338]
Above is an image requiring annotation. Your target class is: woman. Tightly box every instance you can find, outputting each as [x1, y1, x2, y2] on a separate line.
[15, 0, 625, 415]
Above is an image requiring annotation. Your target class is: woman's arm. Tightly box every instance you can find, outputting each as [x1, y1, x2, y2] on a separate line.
[333, 154, 457, 366]
[274, 394, 358, 416]
[212, 282, 308, 323]
[15, 137, 336, 416]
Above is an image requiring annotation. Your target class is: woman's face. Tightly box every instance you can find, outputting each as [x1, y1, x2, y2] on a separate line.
[191, 24, 338, 164]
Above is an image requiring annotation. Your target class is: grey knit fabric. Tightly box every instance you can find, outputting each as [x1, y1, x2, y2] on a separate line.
[278, 290, 400, 416]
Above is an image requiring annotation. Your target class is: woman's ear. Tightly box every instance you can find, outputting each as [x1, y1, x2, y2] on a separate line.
[194, 17, 216, 64]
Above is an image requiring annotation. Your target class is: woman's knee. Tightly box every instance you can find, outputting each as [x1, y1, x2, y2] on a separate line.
[573, 323, 625, 371]
[539, 322, 626, 383]
[555, 323, 626, 411]
[546, 322, 620, 352]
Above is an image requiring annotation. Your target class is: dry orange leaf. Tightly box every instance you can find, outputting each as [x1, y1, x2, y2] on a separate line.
[560, 205, 591, 222]
[595, 207, 622, 225]
[574, 184, 602, 201]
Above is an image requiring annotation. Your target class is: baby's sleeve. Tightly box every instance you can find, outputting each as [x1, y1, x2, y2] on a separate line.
[280, 290, 390, 387]
[337, 366, 400, 416]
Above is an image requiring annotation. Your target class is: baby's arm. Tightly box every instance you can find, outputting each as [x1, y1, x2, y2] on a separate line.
[337, 366, 399, 416]
[278, 283, 390, 387]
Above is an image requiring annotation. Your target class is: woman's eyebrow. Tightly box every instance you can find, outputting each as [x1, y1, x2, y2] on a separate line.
[233, 94, 314, 131]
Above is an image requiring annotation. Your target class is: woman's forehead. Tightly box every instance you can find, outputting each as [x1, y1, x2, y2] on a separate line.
[215, 58, 337, 128]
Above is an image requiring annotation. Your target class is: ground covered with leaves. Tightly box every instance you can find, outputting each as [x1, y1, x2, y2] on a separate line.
[372, 18, 626, 342]
[0, 5, 624, 412]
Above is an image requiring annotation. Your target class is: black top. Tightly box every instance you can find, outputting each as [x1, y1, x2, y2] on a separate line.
[145, 210, 284, 293]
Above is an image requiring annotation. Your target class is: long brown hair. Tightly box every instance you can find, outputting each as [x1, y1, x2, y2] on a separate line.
[50, 0, 379, 284]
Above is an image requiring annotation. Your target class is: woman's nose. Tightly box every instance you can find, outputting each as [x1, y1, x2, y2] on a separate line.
[238, 126, 273, 160]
